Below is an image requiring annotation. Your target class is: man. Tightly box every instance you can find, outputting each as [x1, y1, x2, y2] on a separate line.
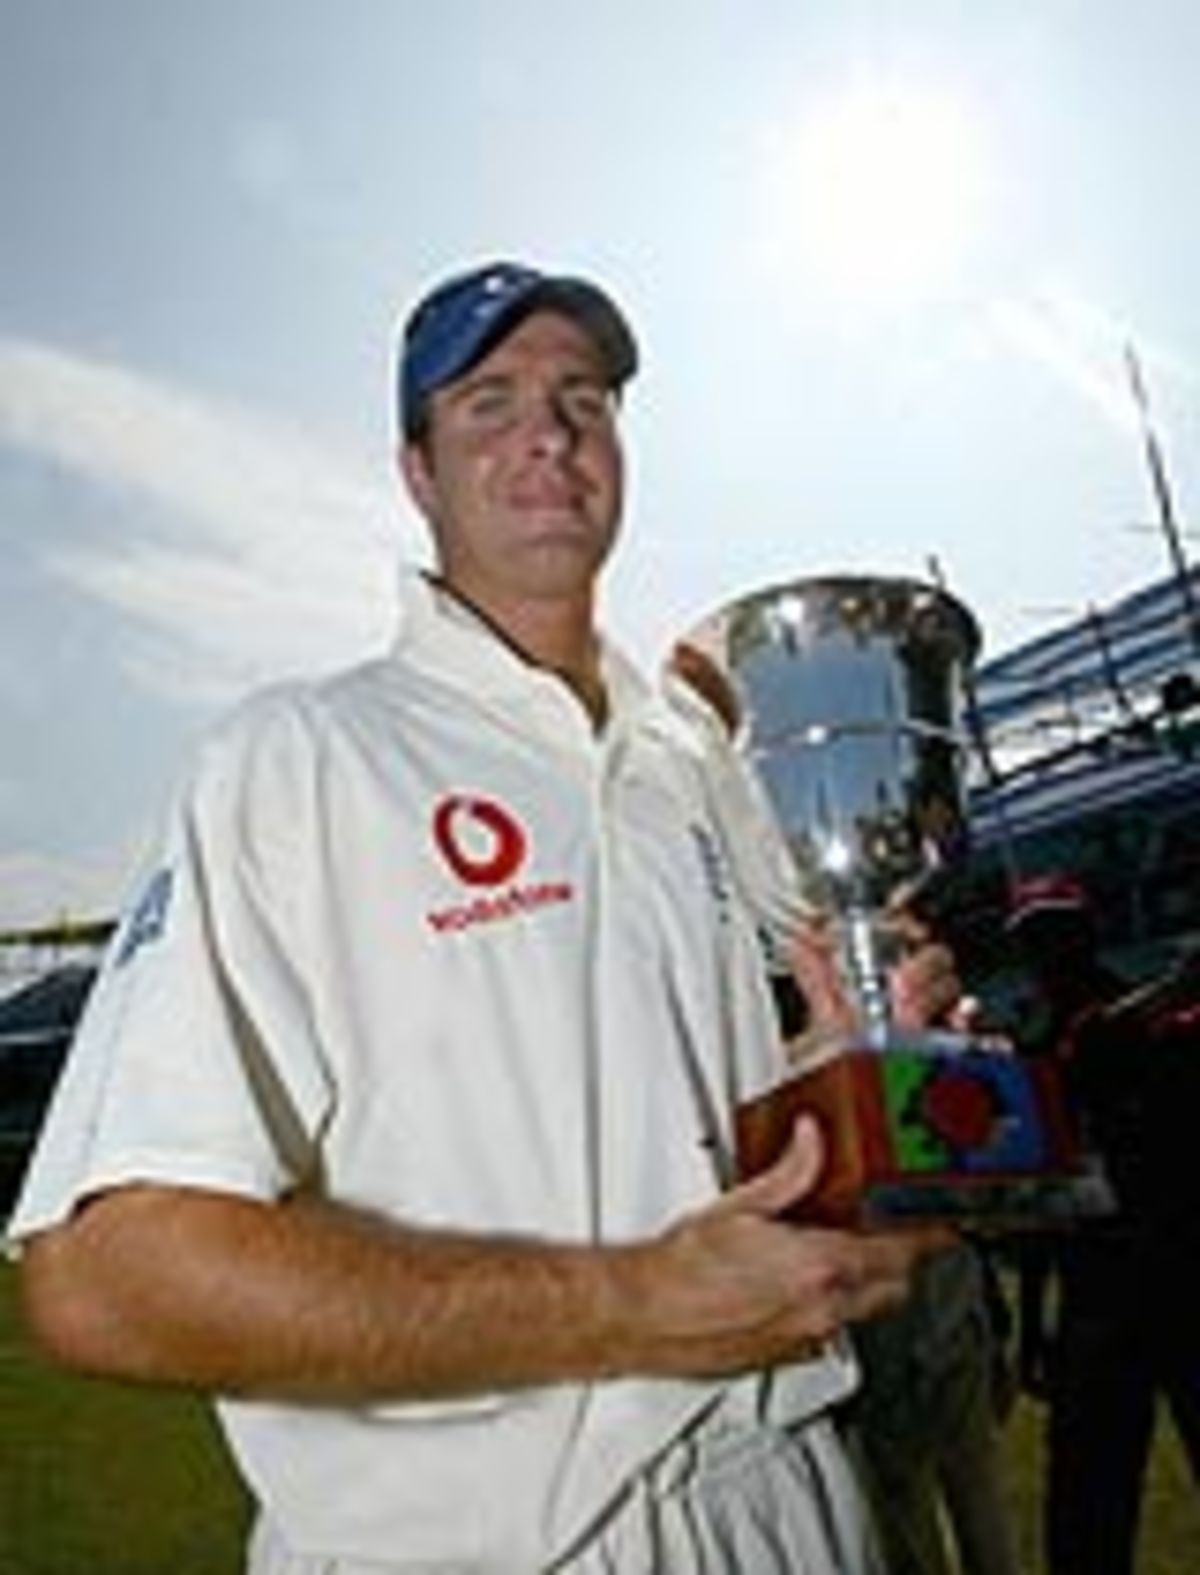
[842, 1242, 1020, 1575]
[11, 261, 953, 1573]
[1007, 872, 1200, 1575]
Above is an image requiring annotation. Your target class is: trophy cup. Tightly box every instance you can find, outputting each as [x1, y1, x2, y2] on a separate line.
[680, 574, 1100, 1227]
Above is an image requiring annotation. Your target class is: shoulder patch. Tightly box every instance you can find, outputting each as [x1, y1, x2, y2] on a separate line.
[115, 867, 174, 967]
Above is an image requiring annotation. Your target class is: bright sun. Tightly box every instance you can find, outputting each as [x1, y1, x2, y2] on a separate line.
[755, 81, 990, 309]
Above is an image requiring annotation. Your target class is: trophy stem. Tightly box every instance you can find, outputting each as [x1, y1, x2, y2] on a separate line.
[842, 907, 891, 1051]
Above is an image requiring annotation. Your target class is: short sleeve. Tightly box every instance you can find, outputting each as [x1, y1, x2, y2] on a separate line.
[8, 694, 335, 1245]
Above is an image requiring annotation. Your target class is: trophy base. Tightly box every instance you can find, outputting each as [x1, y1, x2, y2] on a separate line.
[735, 1038, 1113, 1229]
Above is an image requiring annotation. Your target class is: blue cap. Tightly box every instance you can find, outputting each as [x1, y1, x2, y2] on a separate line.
[398, 261, 638, 439]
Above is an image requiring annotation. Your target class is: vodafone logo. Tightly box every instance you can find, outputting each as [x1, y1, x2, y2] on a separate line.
[432, 795, 528, 887]
[426, 793, 573, 934]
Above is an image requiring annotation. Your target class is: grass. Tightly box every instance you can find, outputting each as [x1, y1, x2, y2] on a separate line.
[1, 1261, 250, 1575]
[1, 1259, 1196, 1573]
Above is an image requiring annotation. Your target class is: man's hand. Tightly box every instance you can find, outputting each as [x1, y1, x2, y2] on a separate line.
[786, 913, 966, 1058]
[885, 911, 965, 1033]
[615, 1116, 951, 1376]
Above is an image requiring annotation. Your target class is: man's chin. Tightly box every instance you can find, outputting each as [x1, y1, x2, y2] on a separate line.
[512, 537, 613, 596]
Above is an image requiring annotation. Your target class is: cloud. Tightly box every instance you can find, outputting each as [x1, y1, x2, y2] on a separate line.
[0, 338, 426, 699]
[982, 285, 1200, 438]
[984, 294, 1137, 431]
[0, 848, 132, 932]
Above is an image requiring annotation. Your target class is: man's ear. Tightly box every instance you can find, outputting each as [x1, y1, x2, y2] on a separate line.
[399, 439, 436, 522]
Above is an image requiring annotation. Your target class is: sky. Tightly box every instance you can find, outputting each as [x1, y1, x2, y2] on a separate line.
[4, 0, 1200, 930]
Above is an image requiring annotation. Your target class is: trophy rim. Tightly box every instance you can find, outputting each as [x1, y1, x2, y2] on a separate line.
[682, 571, 982, 663]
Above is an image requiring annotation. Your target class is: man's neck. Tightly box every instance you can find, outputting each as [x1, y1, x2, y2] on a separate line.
[430, 577, 609, 728]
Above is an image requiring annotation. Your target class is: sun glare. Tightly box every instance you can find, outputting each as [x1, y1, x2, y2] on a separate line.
[754, 81, 990, 310]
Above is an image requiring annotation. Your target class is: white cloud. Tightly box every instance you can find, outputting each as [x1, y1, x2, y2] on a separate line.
[0, 848, 132, 932]
[0, 338, 426, 698]
[983, 294, 1137, 431]
[982, 286, 1200, 440]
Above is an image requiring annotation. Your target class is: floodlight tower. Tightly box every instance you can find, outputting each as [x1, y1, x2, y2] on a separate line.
[1124, 343, 1200, 656]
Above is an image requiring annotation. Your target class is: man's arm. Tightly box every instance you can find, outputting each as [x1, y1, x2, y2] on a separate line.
[20, 1117, 943, 1402]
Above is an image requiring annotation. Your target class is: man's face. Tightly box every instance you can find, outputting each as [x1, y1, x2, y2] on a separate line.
[401, 310, 624, 613]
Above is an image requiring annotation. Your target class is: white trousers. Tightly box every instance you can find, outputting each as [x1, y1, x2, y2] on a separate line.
[246, 1408, 879, 1575]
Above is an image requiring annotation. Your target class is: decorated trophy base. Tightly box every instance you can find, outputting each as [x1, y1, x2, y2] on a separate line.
[735, 1037, 1113, 1229]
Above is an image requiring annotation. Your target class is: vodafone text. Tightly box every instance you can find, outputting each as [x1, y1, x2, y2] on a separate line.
[426, 881, 574, 934]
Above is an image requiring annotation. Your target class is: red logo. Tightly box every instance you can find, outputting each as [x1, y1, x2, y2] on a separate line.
[432, 796, 528, 887]
[920, 1069, 1004, 1153]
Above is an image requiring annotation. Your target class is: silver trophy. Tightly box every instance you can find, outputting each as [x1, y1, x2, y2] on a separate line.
[680, 574, 1092, 1224]
[682, 573, 979, 1046]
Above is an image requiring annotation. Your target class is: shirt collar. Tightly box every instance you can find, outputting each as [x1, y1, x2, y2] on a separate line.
[389, 568, 649, 731]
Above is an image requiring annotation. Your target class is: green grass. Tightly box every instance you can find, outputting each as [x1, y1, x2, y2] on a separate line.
[1, 1261, 250, 1575]
[1, 1260, 1196, 1573]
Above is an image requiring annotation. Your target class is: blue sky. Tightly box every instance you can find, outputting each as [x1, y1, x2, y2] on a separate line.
[4, 1, 1200, 927]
